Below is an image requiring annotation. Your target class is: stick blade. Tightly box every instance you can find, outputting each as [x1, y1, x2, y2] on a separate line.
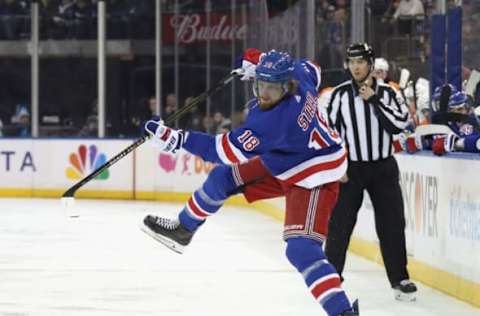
[61, 197, 80, 218]
[415, 124, 453, 136]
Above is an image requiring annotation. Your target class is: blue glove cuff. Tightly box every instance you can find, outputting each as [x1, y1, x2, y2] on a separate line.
[142, 116, 161, 136]
[463, 135, 480, 152]
[145, 120, 159, 134]
[234, 55, 243, 69]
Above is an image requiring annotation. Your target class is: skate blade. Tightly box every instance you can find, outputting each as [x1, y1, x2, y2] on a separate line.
[139, 221, 185, 254]
[394, 290, 416, 302]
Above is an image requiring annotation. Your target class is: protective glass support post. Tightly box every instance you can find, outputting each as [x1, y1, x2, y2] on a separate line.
[230, 0, 236, 122]
[31, 0, 39, 137]
[97, 0, 106, 138]
[241, 4, 249, 102]
[174, 0, 179, 129]
[155, 0, 162, 117]
[206, 0, 212, 134]
[351, 0, 365, 44]
[295, 4, 301, 58]
[306, 0, 315, 61]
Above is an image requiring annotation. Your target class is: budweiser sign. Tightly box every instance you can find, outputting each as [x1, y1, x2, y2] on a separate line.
[164, 13, 247, 44]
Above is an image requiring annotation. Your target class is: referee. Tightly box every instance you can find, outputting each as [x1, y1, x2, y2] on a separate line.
[323, 43, 418, 301]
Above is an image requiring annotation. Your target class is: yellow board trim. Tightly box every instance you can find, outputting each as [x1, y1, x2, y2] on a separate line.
[0, 188, 133, 199]
[0, 188, 478, 308]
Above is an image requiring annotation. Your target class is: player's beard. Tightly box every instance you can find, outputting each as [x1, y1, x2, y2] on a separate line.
[258, 96, 282, 110]
[256, 86, 286, 111]
[255, 80, 297, 111]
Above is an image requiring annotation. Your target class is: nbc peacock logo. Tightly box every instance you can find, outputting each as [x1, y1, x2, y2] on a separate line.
[65, 144, 109, 180]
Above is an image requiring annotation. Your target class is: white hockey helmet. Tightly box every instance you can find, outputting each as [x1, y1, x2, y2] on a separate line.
[374, 58, 389, 72]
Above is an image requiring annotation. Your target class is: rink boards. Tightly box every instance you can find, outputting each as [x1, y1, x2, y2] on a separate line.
[0, 138, 479, 308]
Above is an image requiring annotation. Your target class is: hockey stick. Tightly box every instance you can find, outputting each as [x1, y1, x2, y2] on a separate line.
[399, 68, 410, 90]
[465, 69, 480, 99]
[393, 124, 454, 154]
[439, 83, 451, 113]
[61, 70, 240, 212]
[414, 124, 454, 136]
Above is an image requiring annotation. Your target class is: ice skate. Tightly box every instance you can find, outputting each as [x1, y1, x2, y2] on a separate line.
[340, 299, 359, 315]
[140, 215, 194, 254]
[393, 279, 417, 302]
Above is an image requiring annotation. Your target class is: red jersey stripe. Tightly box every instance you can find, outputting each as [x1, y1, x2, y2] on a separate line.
[285, 153, 347, 184]
[221, 134, 240, 164]
[160, 128, 171, 141]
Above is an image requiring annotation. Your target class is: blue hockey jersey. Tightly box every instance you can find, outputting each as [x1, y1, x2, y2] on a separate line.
[447, 117, 480, 153]
[447, 118, 480, 138]
[183, 60, 347, 188]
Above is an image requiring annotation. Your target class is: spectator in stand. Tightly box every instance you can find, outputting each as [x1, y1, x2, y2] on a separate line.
[462, 7, 480, 70]
[0, 0, 24, 39]
[202, 115, 214, 133]
[370, 0, 390, 16]
[11, 106, 31, 137]
[320, 6, 346, 69]
[216, 120, 232, 134]
[52, 0, 75, 38]
[107, 0, 129, 38]
[164, 93, 177, 118]
[392, 0, 425, 35]
[72, 0, 93, 39]
[334, 0, 350, 9]
[212, 111, 232, 134]
[129, 96, 160, 136]
[78, 114, 97, 137]
[182, 96, 204, 131]
[317, 0, 331, 21]
[78, 99, 98, 137]
[231, 109, 247, 129]
[146, 96, 158, 116]
[40, 0, 62, 39]
[392, 0, 424, 20]
[124, 0, 154, 38]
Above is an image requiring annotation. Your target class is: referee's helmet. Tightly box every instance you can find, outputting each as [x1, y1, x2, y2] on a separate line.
[345, 43, 374, 66]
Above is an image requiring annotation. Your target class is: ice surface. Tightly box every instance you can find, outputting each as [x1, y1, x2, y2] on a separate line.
[0, 198, 478, 316]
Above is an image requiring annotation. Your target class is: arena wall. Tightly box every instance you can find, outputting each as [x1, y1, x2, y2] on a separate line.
[0, 139, 478, 307]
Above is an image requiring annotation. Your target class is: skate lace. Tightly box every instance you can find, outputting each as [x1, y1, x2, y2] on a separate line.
[155, 217, 179, 230]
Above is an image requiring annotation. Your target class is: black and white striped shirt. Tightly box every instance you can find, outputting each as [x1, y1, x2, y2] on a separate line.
[324, 79, 409, 162]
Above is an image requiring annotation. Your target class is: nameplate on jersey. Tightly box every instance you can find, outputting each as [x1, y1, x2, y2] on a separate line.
[297, 91, 317, 131]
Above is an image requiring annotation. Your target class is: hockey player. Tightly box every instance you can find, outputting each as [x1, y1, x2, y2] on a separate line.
[432, 88, 480, 155]
[372, 57, 401, 91]
[140, 49, 359, 316]
[406, 85, 480, 155]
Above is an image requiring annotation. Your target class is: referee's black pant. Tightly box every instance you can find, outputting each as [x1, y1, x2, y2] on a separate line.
[325, 156, 409, 287]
